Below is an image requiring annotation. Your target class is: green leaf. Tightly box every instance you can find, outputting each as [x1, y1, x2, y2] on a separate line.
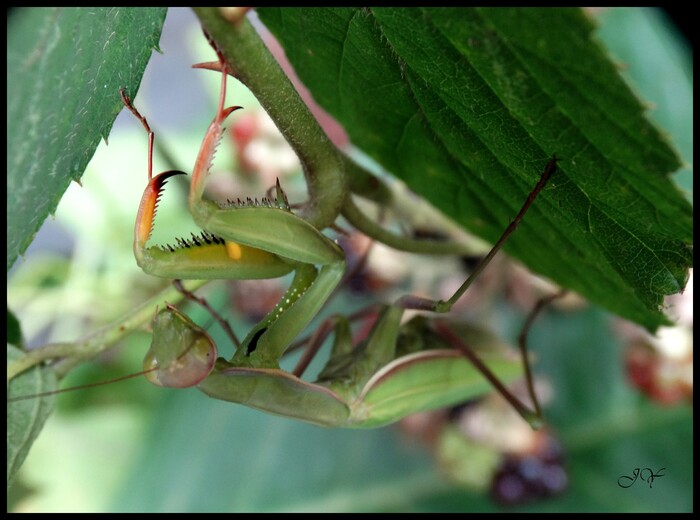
[7, 7, 167, 272]
[257, 7, 692, 330]
[595, 8, 693, 200]
[7, 344, 58, 486]
[7, 309, 23, 347]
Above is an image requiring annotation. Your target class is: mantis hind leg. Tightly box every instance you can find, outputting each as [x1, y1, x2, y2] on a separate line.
[387, 156, 560, 427]
[433, 290, 567, 429]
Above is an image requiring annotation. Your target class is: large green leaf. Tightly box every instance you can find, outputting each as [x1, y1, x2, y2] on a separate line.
[7, 7, 167, 272]
[257, 7, 692, 330]
[6, 5, 167, 488]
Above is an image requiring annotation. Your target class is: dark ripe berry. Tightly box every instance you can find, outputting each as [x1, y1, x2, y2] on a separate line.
[490, 432, 568, 506]
[540, 463, 568, 494]
[539, 434, 565, 464]
[492, 472, 528, 505]
[519, 455, 544, 482]
[519, 455, 547, 495]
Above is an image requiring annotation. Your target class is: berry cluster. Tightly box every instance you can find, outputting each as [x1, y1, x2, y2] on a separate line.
[491, 434, 567, 506]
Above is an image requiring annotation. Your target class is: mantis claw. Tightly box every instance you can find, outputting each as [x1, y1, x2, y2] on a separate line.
[134, 170, 187, 252]
[221, 105, 244, 120]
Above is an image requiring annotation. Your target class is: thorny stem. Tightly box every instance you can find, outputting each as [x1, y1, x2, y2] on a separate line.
[194, 8, 347, 230]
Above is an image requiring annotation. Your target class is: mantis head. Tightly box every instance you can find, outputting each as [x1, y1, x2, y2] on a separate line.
[143, 304, 218, 388]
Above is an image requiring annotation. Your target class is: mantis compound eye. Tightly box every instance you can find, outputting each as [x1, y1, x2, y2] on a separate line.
[143, 305, 217, 388]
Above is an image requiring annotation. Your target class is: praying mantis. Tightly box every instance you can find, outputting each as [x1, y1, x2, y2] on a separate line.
[118, 48, 559, 429]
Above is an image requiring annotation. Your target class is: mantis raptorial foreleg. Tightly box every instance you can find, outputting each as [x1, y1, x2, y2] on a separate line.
[121, 59, 345, 371]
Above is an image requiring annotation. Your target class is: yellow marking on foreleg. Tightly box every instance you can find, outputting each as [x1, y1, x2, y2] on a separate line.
[226, 241, 243, 260]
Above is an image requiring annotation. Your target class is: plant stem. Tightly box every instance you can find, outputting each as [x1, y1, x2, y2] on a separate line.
[6, 280, 208, 381]
[342, 197, 479, 255]
[194, 8, 347, 230]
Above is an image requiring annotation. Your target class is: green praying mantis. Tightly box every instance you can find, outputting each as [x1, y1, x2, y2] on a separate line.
[115, 49, 559, 430]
